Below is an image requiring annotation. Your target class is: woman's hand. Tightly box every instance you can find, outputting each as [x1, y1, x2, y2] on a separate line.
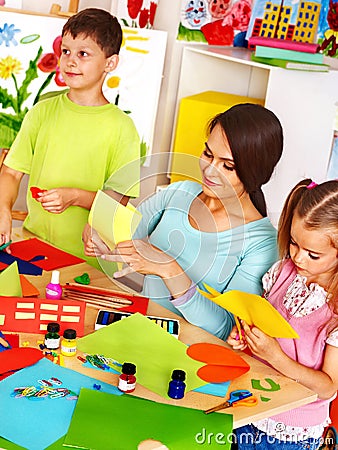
[241, 320, 282, 363]
[37, 188, 77, 214]
[101, 239, 176, 278]
[226, 325, 247, 351]
[82, 225, 110, 257]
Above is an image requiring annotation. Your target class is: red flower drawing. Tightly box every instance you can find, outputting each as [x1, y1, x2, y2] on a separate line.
[37, 36, 66, 87]
[128, 0, 143, 20]
[139, 8, 150, 28]
[149, 1, 157, 26]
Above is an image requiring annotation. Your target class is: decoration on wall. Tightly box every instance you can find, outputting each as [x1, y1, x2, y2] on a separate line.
[0, 10, 167, 159]
[114, 0, 160, 28]
[318, 0, 338, 57]
[177, 0, 252, 46]
[245, 0, 329, 50]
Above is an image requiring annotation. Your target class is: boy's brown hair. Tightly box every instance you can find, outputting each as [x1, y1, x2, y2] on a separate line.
[62, 8, 122, 57]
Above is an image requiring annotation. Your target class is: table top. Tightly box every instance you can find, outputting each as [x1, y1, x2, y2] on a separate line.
[11, 228, 317, 433]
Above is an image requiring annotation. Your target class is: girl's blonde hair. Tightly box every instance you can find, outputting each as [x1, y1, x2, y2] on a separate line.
[278, 179, 338, 311]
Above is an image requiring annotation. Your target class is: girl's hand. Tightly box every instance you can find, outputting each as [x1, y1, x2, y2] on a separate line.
[227, 325, 247, 351]
[82, 225, 110, 257]
[37, 188, 76, 213]
[242, 321, 282, 362]
[102, 239, 176, 278]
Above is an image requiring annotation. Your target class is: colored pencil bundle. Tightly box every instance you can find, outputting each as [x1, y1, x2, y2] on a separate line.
[62, 283, 149, 314]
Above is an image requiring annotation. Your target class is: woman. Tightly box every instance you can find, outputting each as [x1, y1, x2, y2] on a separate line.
[86, 103, 284, 340]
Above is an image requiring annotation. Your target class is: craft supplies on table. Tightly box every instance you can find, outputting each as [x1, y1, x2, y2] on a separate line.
[95, 309, 180, 338]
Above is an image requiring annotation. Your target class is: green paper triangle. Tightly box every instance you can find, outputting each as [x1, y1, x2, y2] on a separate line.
[0, 262, 22, 297]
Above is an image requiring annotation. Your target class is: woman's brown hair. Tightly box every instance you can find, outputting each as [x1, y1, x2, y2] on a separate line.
[208, 103, 283, 217]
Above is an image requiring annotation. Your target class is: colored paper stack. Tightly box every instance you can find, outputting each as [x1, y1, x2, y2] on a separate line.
[248, 36, 329, 72]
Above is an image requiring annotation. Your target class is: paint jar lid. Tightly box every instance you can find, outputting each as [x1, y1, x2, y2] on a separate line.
[122, 362, 136, 375]
[47, 322, 60, 333]
[51, 270, 60, 284]
[63, 329, 76, 339]
[171, 369, 185, 381]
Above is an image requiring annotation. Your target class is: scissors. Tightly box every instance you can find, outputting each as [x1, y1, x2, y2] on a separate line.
[204, 389, 258, 414]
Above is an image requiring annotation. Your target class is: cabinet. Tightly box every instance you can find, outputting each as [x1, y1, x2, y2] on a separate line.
[170, 45, 338, 225]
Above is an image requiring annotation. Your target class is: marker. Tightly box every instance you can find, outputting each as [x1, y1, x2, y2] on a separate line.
[0, 240, 12, 251]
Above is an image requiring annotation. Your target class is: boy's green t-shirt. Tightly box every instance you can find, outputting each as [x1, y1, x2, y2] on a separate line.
[6, 94, 140, 263]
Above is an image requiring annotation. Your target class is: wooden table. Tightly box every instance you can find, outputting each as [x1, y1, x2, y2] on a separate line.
[11, 228, 317, 436]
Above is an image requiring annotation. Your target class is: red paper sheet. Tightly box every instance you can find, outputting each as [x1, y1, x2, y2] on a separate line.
[0, 297, 86, 336]
[9, 238, 84, 271]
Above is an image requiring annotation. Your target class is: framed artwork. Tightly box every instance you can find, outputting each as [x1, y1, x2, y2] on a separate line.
[176, 0, 252, 47]
[0, 9, 167, 158]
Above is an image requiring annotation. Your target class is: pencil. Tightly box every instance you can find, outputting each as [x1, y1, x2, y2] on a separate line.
[234, 315, 243, 341]
[0, 337, 10, 348]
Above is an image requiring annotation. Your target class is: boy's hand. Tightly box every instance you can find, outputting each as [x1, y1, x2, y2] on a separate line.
[227, 325, 247, 351]
[0, 210, 13, 253]
[36, 188, 76, 213]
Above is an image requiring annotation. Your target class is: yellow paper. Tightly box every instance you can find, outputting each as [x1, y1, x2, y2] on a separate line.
[88, 190, 142, 250]
[200, 287, 299, 339]
[0, 261, 22, 297]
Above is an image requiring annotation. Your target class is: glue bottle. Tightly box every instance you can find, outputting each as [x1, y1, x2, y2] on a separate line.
[168, 369, 186, 399]
[118, 362, 137, 393]
[45, 270, 62, 300]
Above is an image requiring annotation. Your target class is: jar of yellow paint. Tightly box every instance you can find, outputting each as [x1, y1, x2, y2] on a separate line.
[61, 329, 77, 357]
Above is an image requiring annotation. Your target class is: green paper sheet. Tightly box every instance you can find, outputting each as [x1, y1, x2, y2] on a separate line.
[64, 388, 233, 450]
[0, 262, 22, 297]
[77, 313, 206, 398]
[88, 190, 142, 250]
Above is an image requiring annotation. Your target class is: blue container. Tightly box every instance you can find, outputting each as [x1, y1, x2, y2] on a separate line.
[168, 369, 186, 399]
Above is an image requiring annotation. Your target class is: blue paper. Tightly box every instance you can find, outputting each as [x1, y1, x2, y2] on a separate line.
[193, 380, 231, 397]
[0, 358, 122, 450]
[0, 252, 43, 276]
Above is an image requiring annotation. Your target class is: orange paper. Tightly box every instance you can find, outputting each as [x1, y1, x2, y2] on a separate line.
[20, 275, 40, 297]
[187, 343, 250, 383]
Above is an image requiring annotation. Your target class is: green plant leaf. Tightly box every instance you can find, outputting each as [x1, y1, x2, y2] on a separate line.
[0, 110, 27, 147]
[16, 46, 43, 112]
[33, 71, 56, 105]
[0, 86, 17, 111]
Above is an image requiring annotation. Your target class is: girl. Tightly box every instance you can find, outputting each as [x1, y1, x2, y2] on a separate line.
[228, 179, 338, 449]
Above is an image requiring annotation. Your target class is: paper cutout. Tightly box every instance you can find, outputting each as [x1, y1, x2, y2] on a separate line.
[0, 250, 43, 275]
[0, 347, 43, 376]
[187, 343, 250, 383]
[88, 190, 142, 250]
[64, 388, 233, 450]
[9, 238, 84, 271]
[251, 378, 281, 392]
[197, 364, 250, 383]
[20, 274, 40, 297]
[201, 287, 299, 339]
[78, 313, 206, 398]
[30, 186, 47, 199]
[0, 297, 85, 336]
[260, 396, 271, 402]
[0, 262, 22, 297]
[193, 380, 231, 397]
[0, 358, 122, 450]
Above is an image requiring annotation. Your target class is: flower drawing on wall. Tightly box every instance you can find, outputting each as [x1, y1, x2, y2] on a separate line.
[117, 0, 159, 29]
[0, 25, 65, 148]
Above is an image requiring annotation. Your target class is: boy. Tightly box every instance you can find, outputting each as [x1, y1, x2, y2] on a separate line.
[0, 8, 140, 264]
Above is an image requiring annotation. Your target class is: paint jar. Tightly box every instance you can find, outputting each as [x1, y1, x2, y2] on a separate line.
[61, 329, 77, 357]
[45, 270, 62, 300]
[44, 322, 60, 350]
[168, 369, 186, 399]
[118, 362, 136, 393]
